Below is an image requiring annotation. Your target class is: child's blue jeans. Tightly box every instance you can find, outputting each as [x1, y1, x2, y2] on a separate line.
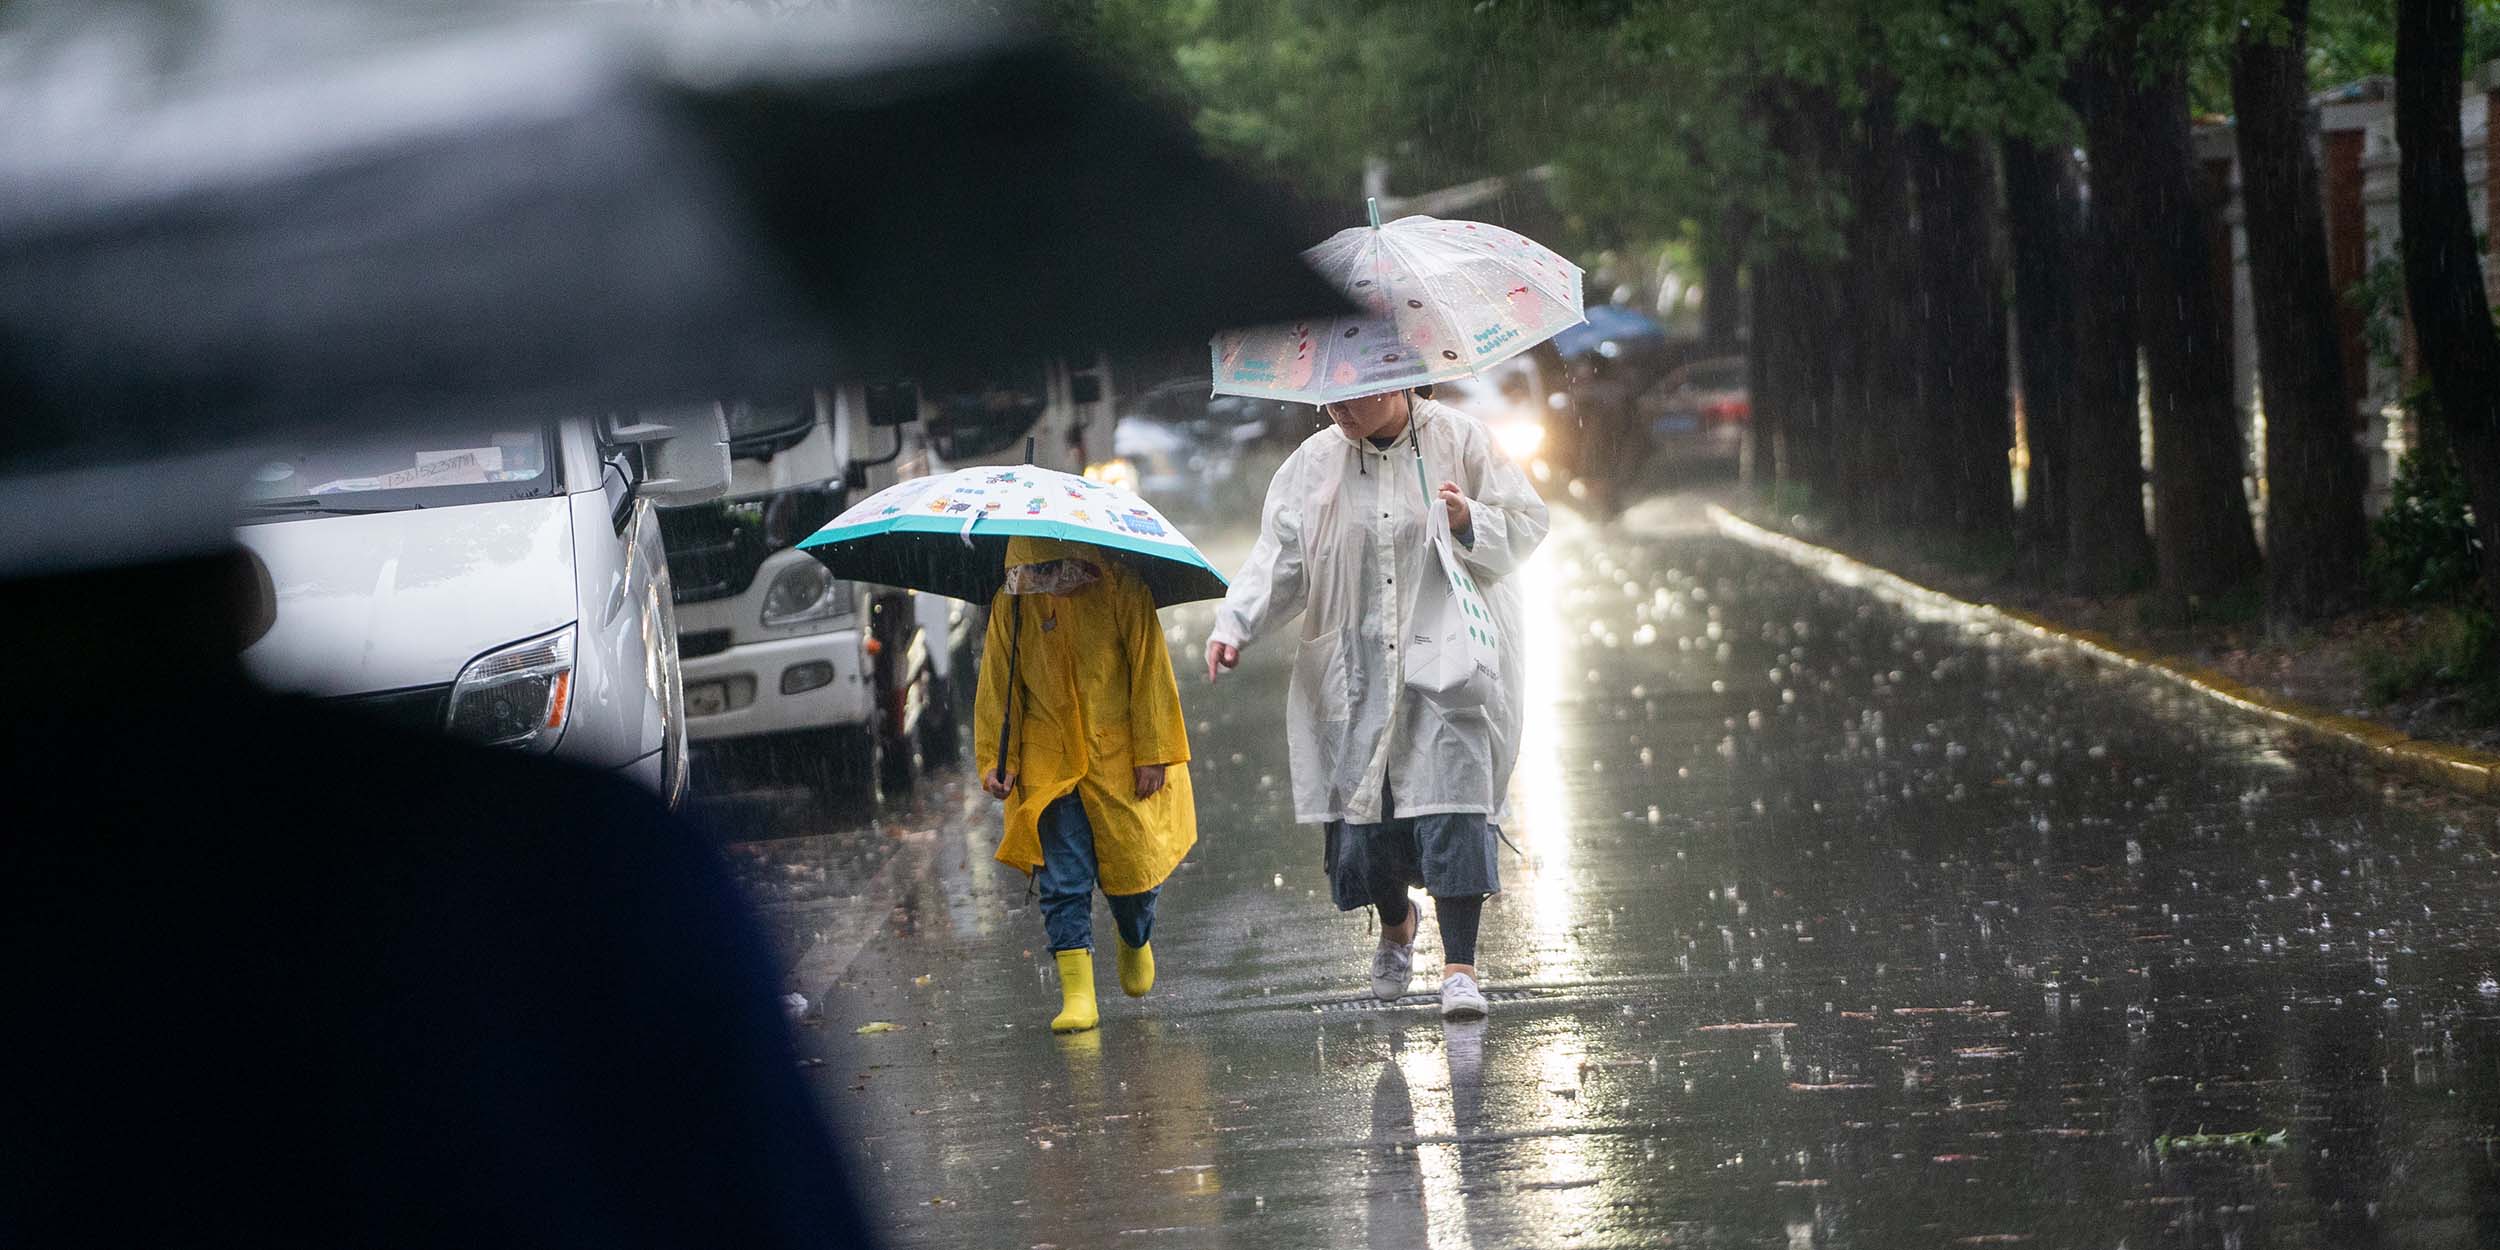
[1037, 793, 1158, 953]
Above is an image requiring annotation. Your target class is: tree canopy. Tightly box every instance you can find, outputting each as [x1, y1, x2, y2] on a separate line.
[1053, 0, 2500, 267]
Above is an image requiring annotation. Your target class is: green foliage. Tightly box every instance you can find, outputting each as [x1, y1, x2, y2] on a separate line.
[1877, 0, 2090, 145]
[2361, 605, 2500, 709]
[2356, 359, 2500, 718]
[2368, 389, 2485, 607]
[1052, 0, 2500, 272]
[2299, 0, 2500, 89]
[2346, 251, 2407, 373]
[1052, 0, 2103, 266]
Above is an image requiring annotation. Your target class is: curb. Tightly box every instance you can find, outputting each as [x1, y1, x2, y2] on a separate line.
[1707, 504, 2500, 800]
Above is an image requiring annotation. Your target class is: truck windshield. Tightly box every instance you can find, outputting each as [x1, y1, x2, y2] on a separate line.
[724, 395, 816, 459]
[237, 423, 559, 520]
[659, 486, 841, 604]
[925, 368, 1048, 462]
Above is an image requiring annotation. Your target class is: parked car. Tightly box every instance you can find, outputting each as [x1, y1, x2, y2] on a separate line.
[1091, 378, 1284, 518]
[1643, 355, 1749, 468]
[1110, 415, 1223, 501]
[237, 411, 731, 808]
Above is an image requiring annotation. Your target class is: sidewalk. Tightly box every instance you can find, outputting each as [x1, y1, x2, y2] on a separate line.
[1713, 506, 2500, 800]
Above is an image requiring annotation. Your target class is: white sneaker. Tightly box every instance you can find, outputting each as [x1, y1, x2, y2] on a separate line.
[1369, 939, 1416, 1001]
[1440, 972, 1489, 1020]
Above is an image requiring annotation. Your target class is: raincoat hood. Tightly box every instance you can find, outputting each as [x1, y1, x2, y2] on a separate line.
[1002, 536, 1107, 596]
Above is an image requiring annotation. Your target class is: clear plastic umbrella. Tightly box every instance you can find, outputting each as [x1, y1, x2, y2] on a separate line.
[1210, 199, 1586, 405]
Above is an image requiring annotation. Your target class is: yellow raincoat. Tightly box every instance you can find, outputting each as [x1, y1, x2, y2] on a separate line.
[975, 536, 1196, 895]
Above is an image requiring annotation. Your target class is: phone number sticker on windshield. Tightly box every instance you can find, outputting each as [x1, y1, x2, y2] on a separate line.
[310, 448, 505, 495]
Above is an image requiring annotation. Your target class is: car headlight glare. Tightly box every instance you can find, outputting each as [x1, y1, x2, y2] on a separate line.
[446, 625, 575, 751]
[1495, 419, 1546, 461]
[761, 562, 852, 627]
[1084, 458, 1139, 493]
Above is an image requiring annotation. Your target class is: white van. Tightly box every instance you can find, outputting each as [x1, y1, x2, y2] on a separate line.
[234, 412, 730, 808]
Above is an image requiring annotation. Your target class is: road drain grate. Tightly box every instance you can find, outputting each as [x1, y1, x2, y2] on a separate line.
[1311, 988, 1554, 1013]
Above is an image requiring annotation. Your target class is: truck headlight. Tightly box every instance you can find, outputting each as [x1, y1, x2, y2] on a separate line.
[761, 561, 853, 627]
[446, 625, 574, 751]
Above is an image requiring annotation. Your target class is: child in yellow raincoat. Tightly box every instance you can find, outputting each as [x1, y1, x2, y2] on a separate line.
[977, 536, 1196, 1033]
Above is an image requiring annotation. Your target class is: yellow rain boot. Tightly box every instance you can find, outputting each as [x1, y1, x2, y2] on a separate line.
[1116, 939, 1155, 998]
[1051, 949, 1099, 1033]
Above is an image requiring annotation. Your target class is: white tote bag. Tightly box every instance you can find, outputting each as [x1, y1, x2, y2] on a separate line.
[1403, 454, 1499, 709]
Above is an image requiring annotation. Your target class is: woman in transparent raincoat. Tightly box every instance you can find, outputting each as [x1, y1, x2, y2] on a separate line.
[1206, 386, 1547, 1020]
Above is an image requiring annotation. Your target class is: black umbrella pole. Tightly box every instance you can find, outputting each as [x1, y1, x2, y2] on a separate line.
[996, 599, 1022, 794]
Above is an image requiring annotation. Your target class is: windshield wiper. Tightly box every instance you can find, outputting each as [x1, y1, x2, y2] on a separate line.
[239, 498, 405, 517]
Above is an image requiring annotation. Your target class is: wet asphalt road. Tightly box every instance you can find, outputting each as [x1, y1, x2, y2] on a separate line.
[717, 482, 2500, 1250]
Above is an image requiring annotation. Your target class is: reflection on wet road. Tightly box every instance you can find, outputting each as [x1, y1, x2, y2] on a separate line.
[728, 487, 2500, 1249]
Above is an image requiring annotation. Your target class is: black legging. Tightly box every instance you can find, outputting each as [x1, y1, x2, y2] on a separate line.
[1371, 876, 1485, 968]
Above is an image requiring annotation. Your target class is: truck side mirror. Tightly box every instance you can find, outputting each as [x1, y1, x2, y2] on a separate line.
[863, 381, 919, 428]
[602, 404, 731, 506]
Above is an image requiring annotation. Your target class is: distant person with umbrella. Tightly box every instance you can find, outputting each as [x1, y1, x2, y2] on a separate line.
[797, 462, 1228, 1034]
[1203, 205, 1573, 1021]
[1553, 303, 1670, 511]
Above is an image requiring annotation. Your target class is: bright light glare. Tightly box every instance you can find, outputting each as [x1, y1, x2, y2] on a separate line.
[1494, 419, 1546, 462]
[1515, 530, 1581, 978]
[1083, 458, 1138, 492]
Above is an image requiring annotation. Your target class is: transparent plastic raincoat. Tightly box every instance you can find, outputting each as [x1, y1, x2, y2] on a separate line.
[1211, 399, 1548, 825]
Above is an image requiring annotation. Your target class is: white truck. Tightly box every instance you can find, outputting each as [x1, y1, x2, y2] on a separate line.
[659, 359, 1117, 805]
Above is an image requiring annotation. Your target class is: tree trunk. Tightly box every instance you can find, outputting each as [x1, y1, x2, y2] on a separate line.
[2003, 136, 2080, 574]
[1786, 90, 1847, 520]
[2103, 2, 2266, 604]
[1845, 89, 1918, 529]
[1702, 204, 1748, 354]
[1743, 254, 1784, 500]
[2067, 57, 2157, 594]
[1751, 246, 1827, 509]
[1908, 125, 2016, 540]
[2234, 0, 2368, 628]
[2396, 0, 2500, 618]
[1798, 257, 1845, 519]
[1907, 130, 1959, 532]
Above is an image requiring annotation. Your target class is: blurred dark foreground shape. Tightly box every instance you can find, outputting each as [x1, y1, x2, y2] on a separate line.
[0, 2, 1345, 1245]
[0, 0, 1346, 467]
[4, 551, 879, 1248]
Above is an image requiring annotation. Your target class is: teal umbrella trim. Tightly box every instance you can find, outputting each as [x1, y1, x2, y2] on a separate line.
[799, 514, 1228, 586]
